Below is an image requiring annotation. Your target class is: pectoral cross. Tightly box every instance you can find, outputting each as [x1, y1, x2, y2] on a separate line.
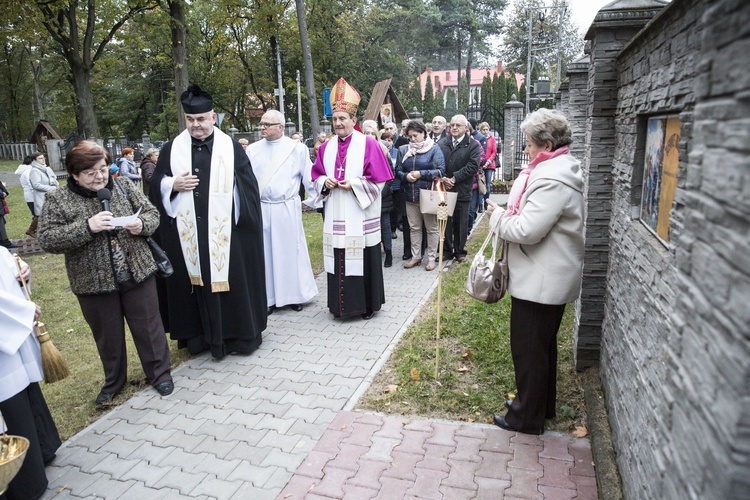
[336, 164, 345, 178]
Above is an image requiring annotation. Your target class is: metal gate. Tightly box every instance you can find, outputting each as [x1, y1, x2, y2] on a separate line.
[513, 115, 529, 178]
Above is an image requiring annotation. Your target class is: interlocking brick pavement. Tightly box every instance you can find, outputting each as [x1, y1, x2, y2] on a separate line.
[40, 194, 597, 499]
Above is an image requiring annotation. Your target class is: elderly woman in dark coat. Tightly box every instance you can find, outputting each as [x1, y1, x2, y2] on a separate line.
[38, 140, 173, 405]
[140, 147, 160, 195]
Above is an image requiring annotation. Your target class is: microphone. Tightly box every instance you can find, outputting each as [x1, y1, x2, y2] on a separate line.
[97, 188, 112, 212]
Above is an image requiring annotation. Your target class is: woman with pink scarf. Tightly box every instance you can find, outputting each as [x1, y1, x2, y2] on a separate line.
[395, 121, 445, 271]
[486, 108, 584, 435]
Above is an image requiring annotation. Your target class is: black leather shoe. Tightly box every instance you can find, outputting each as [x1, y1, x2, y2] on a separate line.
[402, 254, 412, 260]
[290, 304, 303, 312]
[267, 305, 276, 315]
[361, 309, 374, 320]
[493, 415, 543, 435]
[392, 233, 397, 239]
[155, 380, 174, 396]
[95, 392, 115, 405]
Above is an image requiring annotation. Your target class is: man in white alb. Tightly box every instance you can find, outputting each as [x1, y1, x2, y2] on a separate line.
[246, 109, 318, 315]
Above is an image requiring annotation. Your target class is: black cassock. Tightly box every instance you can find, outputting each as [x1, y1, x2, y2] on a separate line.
[149, 133, 267, 359]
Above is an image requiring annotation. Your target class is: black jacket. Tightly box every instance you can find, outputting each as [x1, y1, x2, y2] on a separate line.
[437, 134, 482, 202]
[393, 134, 409, 149]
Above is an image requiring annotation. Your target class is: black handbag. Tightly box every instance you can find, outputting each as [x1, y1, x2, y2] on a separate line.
[145, 236, 174, 278]
[114, 178, 173, 278]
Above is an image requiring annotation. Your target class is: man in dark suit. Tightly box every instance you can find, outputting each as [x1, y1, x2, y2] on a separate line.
[385, 121, 410, 149]
[430, 115, 449, 142]
[437, 114, 482, 262]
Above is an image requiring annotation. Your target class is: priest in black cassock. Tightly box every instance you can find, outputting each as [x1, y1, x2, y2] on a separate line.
[148, 84, 266, 359]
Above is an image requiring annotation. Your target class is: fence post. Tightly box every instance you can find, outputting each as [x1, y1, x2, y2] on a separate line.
[503, 96, 524, 181]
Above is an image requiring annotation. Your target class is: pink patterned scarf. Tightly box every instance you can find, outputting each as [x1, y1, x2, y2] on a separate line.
[505, 146, 570, 216]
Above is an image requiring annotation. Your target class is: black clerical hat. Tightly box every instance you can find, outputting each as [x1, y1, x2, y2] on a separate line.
[181, 84, 214, 114]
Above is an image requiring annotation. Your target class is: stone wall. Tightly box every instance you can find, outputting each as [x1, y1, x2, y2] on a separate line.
[590, 0, 750, 497]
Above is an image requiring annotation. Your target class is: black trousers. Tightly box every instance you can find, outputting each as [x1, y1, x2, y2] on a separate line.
[0, 383, 61, 500]
[77, 275, 171, 395]
[444, 199, 470, 258]
[505, 297, 566, 433]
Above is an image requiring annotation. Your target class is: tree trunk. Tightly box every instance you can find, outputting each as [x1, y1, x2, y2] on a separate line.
[168, 0, 189, 133]
[69, 61, 98, 138]
[295, 0, 319, 139]
[465, 32, 474, 104]
[456, 37, 462, 105]
[26, 48, 46, 121]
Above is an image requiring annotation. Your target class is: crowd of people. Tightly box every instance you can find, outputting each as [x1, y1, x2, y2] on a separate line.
[1, 78, 583, 497]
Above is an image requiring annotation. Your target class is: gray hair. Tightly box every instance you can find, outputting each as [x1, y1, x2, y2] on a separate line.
[450, 114, 468, 127]
[265, 109, 285, 123]
[145, 147, 160, 158]
[520, 108, 572, 150]
[361, 120, 380, 138]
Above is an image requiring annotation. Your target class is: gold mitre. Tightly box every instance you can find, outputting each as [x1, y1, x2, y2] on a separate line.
[330, 78, 360, 115]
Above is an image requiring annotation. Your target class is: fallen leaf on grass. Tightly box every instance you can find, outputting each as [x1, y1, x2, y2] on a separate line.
[385, 384, 399, 393]
[573, 425, 588, 438]
[462, 348, 472, 359]
[410, 368, 421, 382]
[66, 329, 74, 333]
[457, 366, 469, 373]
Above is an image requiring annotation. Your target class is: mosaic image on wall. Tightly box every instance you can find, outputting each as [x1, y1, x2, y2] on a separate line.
[641, 116, 680, 243]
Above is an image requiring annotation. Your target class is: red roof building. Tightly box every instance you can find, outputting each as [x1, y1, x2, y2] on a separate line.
[419, 60, 525, 101]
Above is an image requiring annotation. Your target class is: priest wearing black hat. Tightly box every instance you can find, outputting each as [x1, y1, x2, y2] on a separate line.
[148, 84, 267, 359]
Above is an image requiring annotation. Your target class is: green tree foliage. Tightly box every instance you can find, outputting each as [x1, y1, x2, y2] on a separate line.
[457, 76, 470, 112]
[432, 87, 445, 119]
[507, 73, 519, 101]
[0, 0, 518, 144]
[444, 87, 458, 120]
[423, 76, 436, 121]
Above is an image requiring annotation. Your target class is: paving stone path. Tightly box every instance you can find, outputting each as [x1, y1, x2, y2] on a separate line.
[41, 198, 597, 499]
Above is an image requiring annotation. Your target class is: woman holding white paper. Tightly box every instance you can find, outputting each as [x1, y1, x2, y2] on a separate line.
[37, 140, 174, 406]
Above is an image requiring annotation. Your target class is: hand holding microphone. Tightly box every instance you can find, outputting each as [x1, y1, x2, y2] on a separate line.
[89, 188, 114, 233]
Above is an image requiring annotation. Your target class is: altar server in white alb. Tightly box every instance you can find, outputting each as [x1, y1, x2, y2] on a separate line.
[0, 247, 62, 500]
[246, 109, 318, 315]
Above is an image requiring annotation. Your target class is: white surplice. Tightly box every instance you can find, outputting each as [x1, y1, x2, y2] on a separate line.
[246, 136, 318, 308]
[0, 247, 42, 404]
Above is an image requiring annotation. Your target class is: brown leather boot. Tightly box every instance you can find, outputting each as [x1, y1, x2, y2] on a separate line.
[26, 216, 38, 238]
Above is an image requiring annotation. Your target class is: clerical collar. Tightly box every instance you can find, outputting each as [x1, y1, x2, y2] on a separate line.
[191, 132, 214, 151]
[338, 133, 353, 144]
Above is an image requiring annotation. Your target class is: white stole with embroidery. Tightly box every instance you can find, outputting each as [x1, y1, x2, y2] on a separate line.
[319, 132, 382, 276]
[170, 127, 234, 292]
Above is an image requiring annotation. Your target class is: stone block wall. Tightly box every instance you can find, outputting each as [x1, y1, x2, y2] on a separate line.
[597, 0, 750, 497]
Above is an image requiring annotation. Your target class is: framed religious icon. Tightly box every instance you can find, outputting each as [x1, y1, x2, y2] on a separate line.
[380, 103, 393, 124]
[640, 115, 680, 244]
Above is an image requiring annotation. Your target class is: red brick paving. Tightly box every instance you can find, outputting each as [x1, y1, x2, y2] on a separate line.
[277, 411, 598, 499]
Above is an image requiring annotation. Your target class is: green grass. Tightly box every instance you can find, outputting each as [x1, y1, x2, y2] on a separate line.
[358, 217, 586, 432]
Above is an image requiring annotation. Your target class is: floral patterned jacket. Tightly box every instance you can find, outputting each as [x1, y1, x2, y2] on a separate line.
[38, 177, 160, 295]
